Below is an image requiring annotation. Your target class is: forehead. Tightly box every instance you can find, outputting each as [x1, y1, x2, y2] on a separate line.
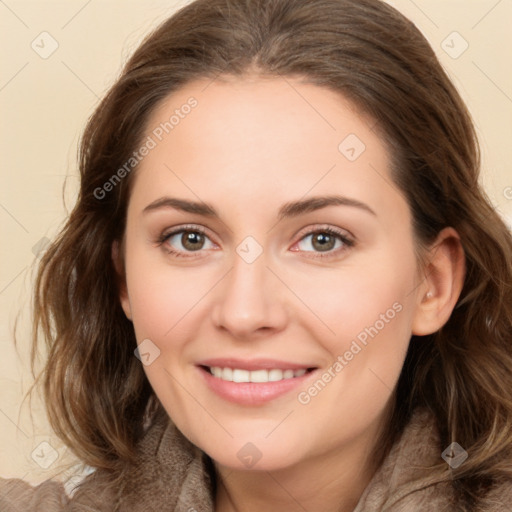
[143, 75, 386, 167]
[128, 76, 402, 224]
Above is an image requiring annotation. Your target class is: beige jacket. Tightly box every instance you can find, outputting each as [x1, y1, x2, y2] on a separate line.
[1, 409, 511, 511]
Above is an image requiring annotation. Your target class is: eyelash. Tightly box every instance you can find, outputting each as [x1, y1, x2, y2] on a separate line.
[156, 224, 355, 259]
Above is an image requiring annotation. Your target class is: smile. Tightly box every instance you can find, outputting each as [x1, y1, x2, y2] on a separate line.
[208, 367, 308, 383]
[197, 359, 317, 405]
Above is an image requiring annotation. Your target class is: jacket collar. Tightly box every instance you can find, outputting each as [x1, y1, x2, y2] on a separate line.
[109, 407, 454, 511]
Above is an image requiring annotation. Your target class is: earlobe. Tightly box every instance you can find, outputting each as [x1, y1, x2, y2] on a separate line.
[112, 240, 132, 321]
[411, 227, 466, 336]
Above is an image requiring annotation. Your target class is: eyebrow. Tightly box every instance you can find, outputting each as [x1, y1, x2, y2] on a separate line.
[142, 195, 376, 219]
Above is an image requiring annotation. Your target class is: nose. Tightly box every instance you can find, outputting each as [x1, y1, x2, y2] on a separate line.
[211, 252, 288, 340]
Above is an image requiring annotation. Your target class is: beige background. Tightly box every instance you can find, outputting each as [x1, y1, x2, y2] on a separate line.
[1, 0, 511, 484]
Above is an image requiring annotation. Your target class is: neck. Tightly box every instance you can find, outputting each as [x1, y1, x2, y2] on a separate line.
[213, 420, 385, 512]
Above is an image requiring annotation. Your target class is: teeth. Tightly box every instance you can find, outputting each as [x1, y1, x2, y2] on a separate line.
[211, 367, 223, 378]
[209, 367, 308, 383]
[283, 369, 294, 379]
[232, 369, 250, 383]
[250, 369, 270, 383]
[268, 369, 283, 382]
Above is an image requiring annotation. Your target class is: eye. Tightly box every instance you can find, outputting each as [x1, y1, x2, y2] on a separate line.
[157, 224, 354, 259]
[158, 225, 216, 257]
[292, 227, 354, 258]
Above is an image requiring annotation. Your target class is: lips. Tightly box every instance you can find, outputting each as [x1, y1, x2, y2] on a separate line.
[196, 358, 317, 405]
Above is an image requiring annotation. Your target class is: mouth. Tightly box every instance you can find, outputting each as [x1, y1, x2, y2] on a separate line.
[202, 366, 314, 383]
[196, 359, 318, 405]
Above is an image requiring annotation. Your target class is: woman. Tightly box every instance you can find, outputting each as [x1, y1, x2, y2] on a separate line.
[1, 0, 511, 510]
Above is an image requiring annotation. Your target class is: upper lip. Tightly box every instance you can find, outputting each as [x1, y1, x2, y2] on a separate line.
[197, 358, 316, 371]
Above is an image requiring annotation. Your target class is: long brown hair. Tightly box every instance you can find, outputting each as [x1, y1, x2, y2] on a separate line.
[31, 0, 512, 502]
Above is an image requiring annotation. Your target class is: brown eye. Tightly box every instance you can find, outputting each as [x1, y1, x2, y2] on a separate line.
[311, 232, 336, 252]
[181, 231, 206, 251]
[293, 227, 354, 258]
[159, 227, 215, 256]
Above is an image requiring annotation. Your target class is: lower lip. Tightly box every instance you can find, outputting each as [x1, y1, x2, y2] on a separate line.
[198, 367, 315, 406]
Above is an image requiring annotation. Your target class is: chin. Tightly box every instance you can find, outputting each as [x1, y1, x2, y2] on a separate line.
[193, 432, 306, 472]
[208, 449, 301, 472]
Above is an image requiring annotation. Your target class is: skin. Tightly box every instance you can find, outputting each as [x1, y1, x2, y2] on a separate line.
[115, 75, 465, 512]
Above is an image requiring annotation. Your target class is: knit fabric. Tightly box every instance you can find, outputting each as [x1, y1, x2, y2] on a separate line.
[1, 408, 511, 511]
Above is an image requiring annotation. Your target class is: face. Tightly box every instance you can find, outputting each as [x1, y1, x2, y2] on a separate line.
[118, 76, 425, 472]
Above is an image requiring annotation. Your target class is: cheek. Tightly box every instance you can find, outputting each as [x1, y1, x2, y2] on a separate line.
[124, 242, 214, 341]
[291, 249, 417, 409]
[290, 252, 416, 349]
[291, 276, 414, 450]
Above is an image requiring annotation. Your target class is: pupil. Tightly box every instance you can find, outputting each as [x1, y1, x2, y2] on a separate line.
[183, 232, 204, 251]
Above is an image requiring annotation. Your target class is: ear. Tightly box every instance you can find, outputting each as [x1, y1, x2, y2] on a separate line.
[411, 227, 466, 336]
[112, 240, 132, 321]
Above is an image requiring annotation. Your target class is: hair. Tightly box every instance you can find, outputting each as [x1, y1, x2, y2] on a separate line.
[30, 0, 512, 504]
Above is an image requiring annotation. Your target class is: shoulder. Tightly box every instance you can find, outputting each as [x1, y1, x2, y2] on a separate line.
[0, 471, 122, 512]
[479, 479, 512, 512]
[362, 408, 512, 511]
[0, 477, 68, 511]
[0, 415, 213, 512]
